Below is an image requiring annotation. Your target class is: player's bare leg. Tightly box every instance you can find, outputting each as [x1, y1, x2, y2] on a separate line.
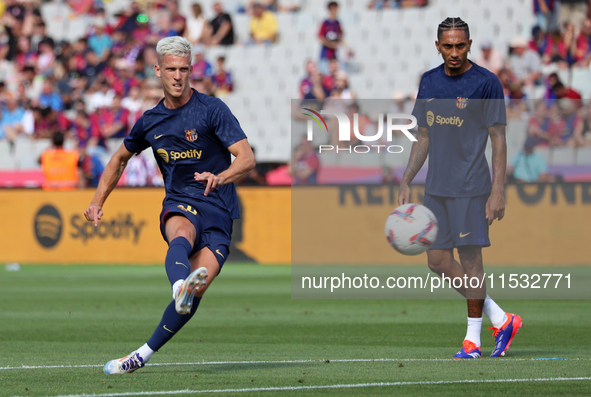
[426, 249, 467, 296]
[448, 245, 484, 358]
[165, 215, 197, 247]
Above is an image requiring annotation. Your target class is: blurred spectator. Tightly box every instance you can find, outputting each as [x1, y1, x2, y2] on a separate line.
[70, 110, 103, 149]
[249, 2, 278, 44]
[98, 95, 130, 139]
[572, 103, 591, 147]
[33, 106, 69, 139]
[322, 58, 341, 93]
[507, 137, 549, 183]
[191, 45, 214, 81]
[77, 144, 104, 187]
[31, 21, 50, 53]
[124, 153, 163, 186]
[329, 71, 354, 100]
[142, 47, 159, 79]
[156, 14, 180, 39]
[185, 3, 208, 44]
[0, 47, 17, 93]
[557, 0, 588, 29]
[475, 39, 505, 75]
[20, 65, 43, 100]
[87, 79, 115, 112]
[529, 25, 570, 67]
[82, 50, 106, 87]
[368, 1, 399, 9]
[69, 0, 96, 17]
[551, 81, 583, 108]
[299, 60, 327, 100]
[121, 86, 144, 123]
[15, 36, 37, 71]
[547, 102, 568, 146]
[166, 0, 187, 37]
[37, 38, 56, 74]
[560, 98, 582, 146]
[527, 100, 552, 145]
[212, 56, 234, 95]
[290, 136, 320, 184]
[533, 0, 557, 32]
[39, 80, 63, 112]
[208, 2, 235, 46]
[40, 131, 80, 190]
[509, 36, 542, 87]
[0, 96, 25, 142]
[573, 18, 591, 67]
[318, 1, 351, 74]
[88, 22, 113, 61]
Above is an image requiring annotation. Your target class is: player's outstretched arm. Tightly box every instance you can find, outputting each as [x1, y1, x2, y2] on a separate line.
[486, 123, 507, 225]
[84, 143, 134, 226]
[194, 138, 255, 196]
[398, 126, 429, 205]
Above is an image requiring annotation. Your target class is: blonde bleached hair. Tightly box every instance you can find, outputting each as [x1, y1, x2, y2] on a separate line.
[156, 36, 194, 65]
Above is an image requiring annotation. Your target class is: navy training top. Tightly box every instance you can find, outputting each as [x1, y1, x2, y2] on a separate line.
[411, 62, 506, 197]
[124, 89, 247, 219]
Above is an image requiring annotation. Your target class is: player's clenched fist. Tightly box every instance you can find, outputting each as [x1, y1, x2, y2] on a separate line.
[84, 204, 103, 227]
[194, 172, 224, 196]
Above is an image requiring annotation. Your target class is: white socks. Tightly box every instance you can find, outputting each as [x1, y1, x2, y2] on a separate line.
[464, 317, 482, 347]
[483, 295, 507, 328]
[172, 279, 184, 300]
[135, 343, 154, 364]
[463, 296, 507, 346]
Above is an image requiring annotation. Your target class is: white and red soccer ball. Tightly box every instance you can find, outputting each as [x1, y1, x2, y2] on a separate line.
[385, 204, 438, 255]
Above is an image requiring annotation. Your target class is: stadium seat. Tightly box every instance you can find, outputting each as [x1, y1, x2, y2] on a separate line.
[550, 147, 576, 165]
[232, 14, 250, 43]
[506, 119, 528, 149]
[535, 146, 551, 163]
[0, 141, 15, 170]
[575, 147, 591, 165]
[571, 68, 591, 99]
[317, 151, 337, 166]
[13, 138, 40, 169]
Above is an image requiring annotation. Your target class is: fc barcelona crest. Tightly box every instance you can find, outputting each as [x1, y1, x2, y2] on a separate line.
[185, 129, 198, 142]
[456, 97, 468, 109]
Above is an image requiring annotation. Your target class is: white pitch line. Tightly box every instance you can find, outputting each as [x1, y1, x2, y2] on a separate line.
[0, 357, 587, 371]
[18, 376, 591, 397]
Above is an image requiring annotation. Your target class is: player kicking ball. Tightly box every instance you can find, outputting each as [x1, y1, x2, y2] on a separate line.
[398, 18, 521, 359]
[84, 36, 255, 374]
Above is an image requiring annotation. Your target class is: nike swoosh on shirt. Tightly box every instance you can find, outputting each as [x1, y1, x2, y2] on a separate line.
[427, 98, 436, 102]
[154, 134, 164, 139]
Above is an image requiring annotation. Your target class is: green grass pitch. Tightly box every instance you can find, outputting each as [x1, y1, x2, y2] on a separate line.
[1, 264, 590, 396]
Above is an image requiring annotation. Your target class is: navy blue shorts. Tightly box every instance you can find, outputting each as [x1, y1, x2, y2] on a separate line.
[423, 193, 490, 250]
[159, 199, 233, 268]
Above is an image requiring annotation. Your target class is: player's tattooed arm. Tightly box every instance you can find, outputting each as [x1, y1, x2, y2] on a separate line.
[487, 123, 507, 225]
[398, 126, 429, 205]
[84, 144, 134, 226]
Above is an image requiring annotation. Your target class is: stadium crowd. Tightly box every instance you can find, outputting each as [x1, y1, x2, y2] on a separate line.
[297, 0, 591, 157]
[0, 0, 590, 187]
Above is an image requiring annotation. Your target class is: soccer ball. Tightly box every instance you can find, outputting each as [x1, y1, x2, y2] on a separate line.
[385, 204, 438, 255]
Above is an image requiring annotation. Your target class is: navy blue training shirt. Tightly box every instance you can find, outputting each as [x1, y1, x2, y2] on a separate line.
[124, 89, 247, 219]
[411, 62, 506, 198]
